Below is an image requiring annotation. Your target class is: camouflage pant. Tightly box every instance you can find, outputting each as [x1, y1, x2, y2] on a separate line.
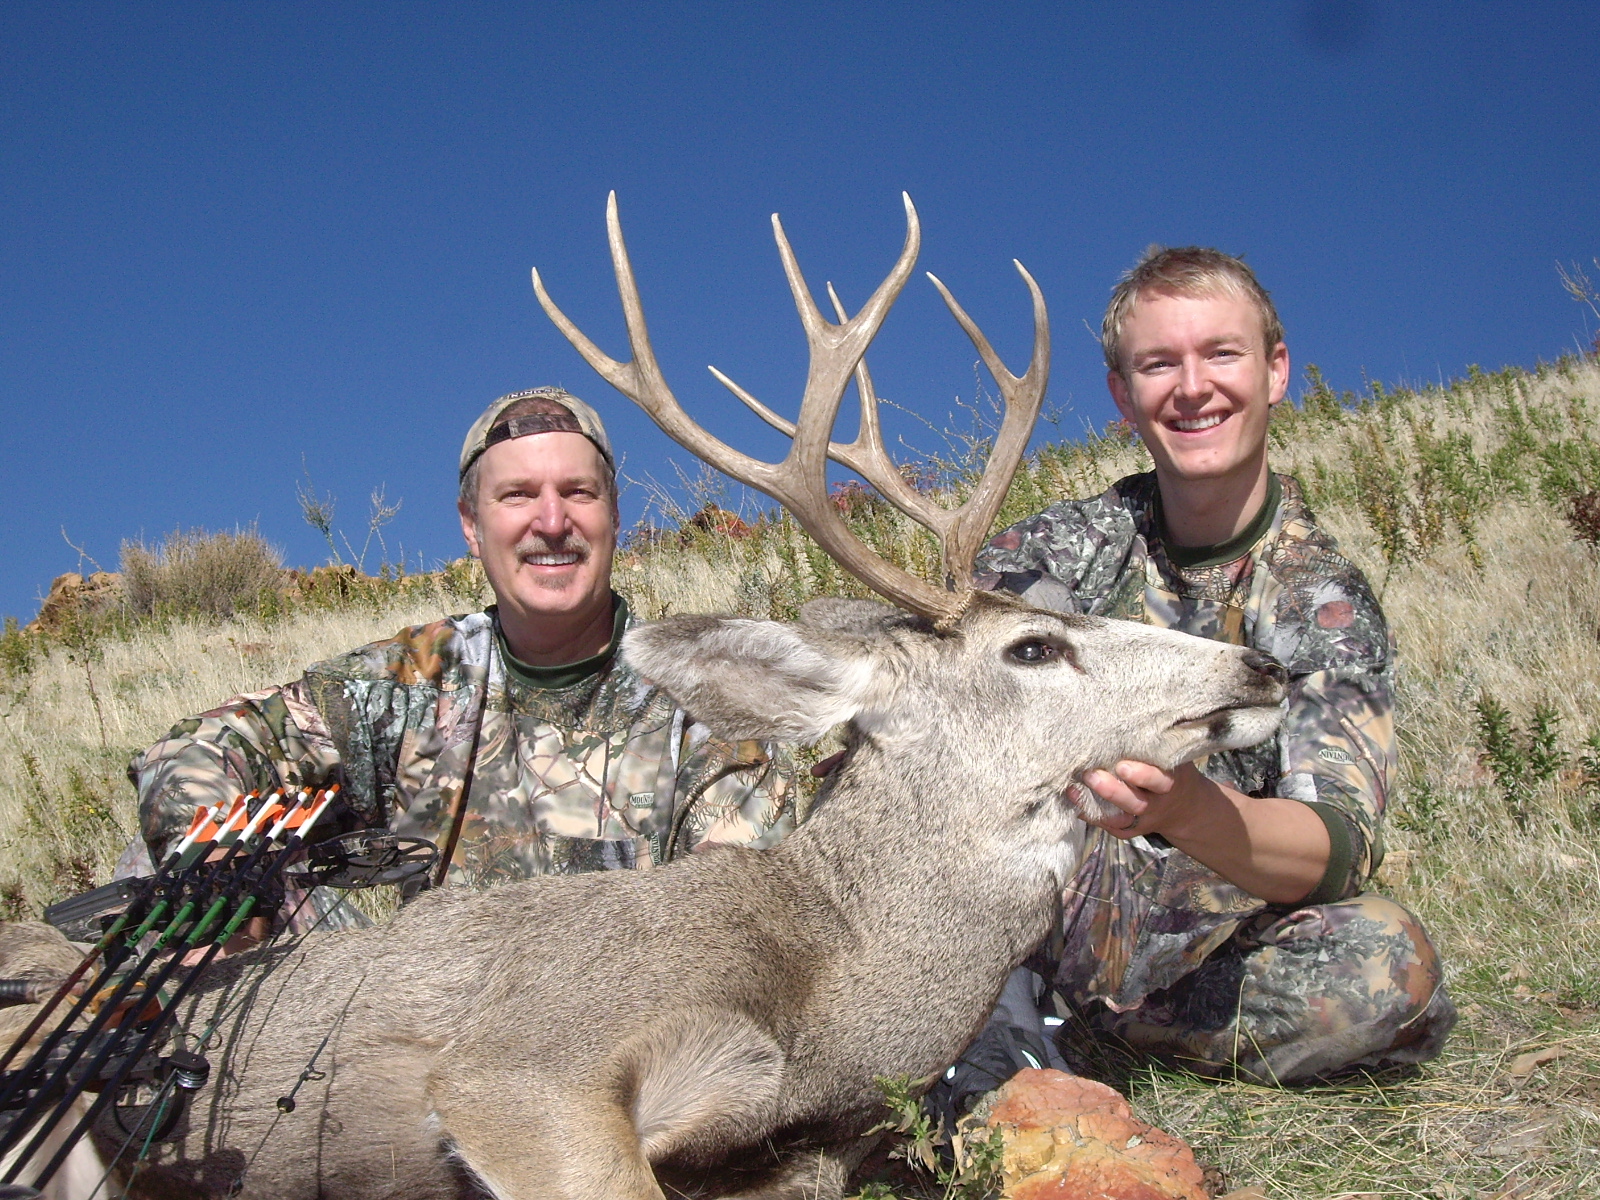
[1081, 894, 1455, 1085]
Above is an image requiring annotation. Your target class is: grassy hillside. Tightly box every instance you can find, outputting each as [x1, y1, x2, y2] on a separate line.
[3, 356, 1599, 1196]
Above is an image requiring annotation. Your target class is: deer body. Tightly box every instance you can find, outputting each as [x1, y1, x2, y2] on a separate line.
[128, 596, 1284, 1200]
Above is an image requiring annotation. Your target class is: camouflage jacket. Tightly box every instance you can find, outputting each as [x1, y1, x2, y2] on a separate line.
[130, 598, 797, 889]
[975, 472, 1394, 1011]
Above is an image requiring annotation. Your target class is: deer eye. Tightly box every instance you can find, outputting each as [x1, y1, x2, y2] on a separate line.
[1008, 639, 1060, 664]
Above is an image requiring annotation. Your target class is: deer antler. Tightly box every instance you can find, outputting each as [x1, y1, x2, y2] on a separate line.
[532, 192, 1050, 623]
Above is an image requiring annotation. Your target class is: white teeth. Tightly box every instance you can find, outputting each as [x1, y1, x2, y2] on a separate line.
[525, 553, 580, 566]
[1172, 413, 1226, 432]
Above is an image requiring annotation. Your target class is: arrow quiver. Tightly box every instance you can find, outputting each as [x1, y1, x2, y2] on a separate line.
[0, 787, 436, 1196]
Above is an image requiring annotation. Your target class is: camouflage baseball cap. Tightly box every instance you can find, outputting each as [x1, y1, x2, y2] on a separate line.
[459, 387, 614, 477]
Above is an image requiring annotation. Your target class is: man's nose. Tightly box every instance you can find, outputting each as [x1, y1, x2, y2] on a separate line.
[529, 491, 569, 536]
[1175, 354, 1209, 400]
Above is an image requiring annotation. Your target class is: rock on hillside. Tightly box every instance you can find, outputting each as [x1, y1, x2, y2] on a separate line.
[26, 572, 126, 634]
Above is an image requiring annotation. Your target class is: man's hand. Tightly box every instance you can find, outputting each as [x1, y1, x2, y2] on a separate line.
[1079, 760, 1332, 905]
[1079, 760, 1209, 842]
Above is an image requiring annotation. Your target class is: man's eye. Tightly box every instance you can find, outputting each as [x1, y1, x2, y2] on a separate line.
[1009, 640, 1059, 664]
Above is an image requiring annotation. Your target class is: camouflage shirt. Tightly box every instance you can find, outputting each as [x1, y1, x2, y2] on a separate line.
[130, 597, 797, 889]
[975, 472, 1394, 1011]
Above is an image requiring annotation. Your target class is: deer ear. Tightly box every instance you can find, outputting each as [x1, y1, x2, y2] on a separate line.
[622, 616, 880, 742]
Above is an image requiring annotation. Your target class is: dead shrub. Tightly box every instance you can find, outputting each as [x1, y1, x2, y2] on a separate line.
[120, 527, 285, 620]
[1567, 489, 1600, 545]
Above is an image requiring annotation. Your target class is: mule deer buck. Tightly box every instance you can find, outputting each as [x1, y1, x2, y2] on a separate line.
[117, 196, 1287, 1200]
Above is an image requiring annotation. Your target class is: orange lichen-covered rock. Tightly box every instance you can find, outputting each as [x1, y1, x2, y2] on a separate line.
[984, 1069, 1209, 1200]
[27, 570, 125, 633]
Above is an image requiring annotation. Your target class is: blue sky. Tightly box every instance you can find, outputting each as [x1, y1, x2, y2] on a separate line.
[3, 1, 1597, 622]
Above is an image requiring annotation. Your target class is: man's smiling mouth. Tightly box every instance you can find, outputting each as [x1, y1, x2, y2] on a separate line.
[523, 552, 583, 566]
[1170, 412, 1228, 432]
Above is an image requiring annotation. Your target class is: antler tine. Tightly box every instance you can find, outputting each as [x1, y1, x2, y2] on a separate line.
[923, 261, 1051, 586]
[714, 282, 953, 539]
[769, 194, 920, 450]
[703, 212, 926, 497]
[708, 350, 945, 532]
[821, 282, 955, 530]
[706, 364, 794, 438]
[532, 192, 782, 495]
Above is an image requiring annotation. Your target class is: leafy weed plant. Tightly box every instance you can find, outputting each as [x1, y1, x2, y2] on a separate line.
[1474, 693, 1565, 828]
[854, 1075, 1003, 1200]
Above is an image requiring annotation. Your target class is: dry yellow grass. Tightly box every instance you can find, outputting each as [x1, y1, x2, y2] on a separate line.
[0, 582, 489, 903]
[2, 357, 1598, 1196]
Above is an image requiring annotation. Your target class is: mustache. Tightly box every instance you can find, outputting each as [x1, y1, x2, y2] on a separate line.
[514, 532, 592, 560]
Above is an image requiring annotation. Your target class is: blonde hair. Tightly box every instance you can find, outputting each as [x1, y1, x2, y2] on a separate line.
[1101, 245, 1284, 374]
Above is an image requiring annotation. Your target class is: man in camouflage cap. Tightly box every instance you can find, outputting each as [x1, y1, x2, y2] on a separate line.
[131, 387, 797, 909]
[957, 249, 1454, 1090]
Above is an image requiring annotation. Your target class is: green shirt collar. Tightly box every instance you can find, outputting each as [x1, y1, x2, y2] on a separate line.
[492, 593, 630, 690]
[1157, 473, 1282, 570]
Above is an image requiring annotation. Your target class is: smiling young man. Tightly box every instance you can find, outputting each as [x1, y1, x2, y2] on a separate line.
[132, 388, 796, 900]
[962, 248, 1455, 1089]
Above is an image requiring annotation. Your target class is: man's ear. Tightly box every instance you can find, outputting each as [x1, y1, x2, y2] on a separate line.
[1107, 368, 1137, 423]
[622, 615, 881, 742]
[458, 499, 482, 559]
[1266, 341, 1290, 409]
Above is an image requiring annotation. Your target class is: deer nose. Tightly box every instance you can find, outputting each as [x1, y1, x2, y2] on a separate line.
[1241, 649, 1288, 686]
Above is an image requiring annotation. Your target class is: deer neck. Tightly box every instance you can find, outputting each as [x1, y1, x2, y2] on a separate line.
[778, 735, 1076, 975]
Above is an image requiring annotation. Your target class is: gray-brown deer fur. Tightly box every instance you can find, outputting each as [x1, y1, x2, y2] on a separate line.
[129, 592, 1285, 1200]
